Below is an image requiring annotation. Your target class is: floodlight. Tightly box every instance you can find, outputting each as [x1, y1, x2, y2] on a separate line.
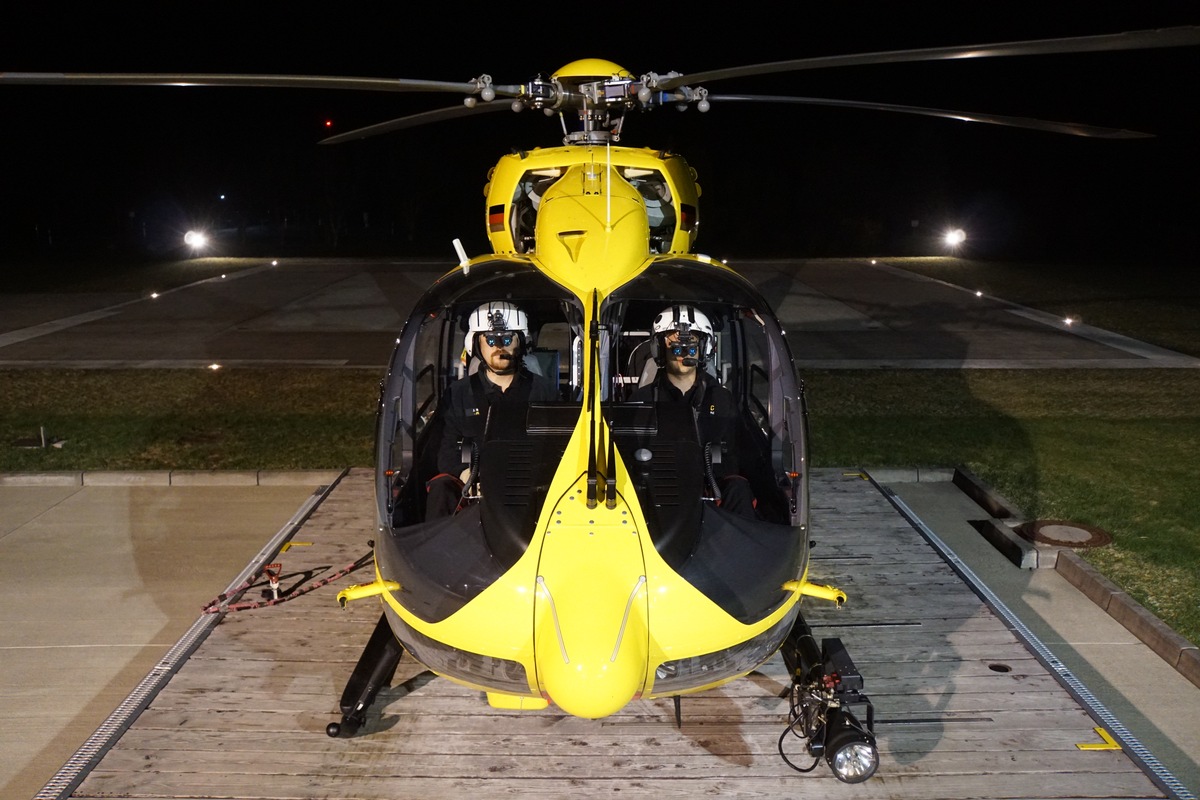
[184, 230, 209, 250]
[824, 707, 879, 783]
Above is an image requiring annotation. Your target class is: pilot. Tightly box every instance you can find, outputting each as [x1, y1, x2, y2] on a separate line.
[426, 301, 558, 518]
[631, 304, 754, 516]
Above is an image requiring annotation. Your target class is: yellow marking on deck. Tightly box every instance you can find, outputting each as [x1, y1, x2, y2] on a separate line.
[1076, 727, 1122, 751]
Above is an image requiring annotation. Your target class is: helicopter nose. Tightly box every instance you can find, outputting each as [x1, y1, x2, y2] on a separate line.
[530, 459, 649, 717]
[535, 574, 648, 718]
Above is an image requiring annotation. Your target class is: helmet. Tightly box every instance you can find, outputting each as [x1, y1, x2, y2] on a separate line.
[464, 301, 529, 357]
[651, 304, 714, 339]
[651, 304, 715, 364]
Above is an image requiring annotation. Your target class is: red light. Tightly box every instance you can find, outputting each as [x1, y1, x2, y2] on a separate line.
[324, 120, 333, 128]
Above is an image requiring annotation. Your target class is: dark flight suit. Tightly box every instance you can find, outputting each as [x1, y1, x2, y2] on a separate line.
[426, 366, 558, 518]
[631, 370, 755, 516]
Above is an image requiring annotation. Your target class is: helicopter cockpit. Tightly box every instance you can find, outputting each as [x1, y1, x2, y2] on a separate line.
[373, 257, 809, 628]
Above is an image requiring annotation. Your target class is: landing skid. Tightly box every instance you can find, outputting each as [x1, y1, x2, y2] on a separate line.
[326, 613, 405, 738]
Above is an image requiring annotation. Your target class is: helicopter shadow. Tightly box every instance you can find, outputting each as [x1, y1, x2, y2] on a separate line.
[364, 667, 440, 736]
[642, 686, 765, 768]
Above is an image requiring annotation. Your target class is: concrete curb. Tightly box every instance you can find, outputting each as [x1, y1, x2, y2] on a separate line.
[953, 464, 1026, 522]
[968, 518, 1040, 569]
[1055, 550, 1200, 689]
[950, 465, 1200, 691]
[0, 470, 345, 487]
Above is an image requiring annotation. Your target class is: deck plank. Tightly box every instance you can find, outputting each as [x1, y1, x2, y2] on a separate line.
[66, 468, 1165, 799]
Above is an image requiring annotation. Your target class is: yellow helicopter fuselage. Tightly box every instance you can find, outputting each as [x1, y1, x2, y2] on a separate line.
[484, 144, 701, 259]
[355, 144, 824, 718]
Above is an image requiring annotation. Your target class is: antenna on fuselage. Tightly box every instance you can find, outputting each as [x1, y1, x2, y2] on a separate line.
[453, 238, 470, 275]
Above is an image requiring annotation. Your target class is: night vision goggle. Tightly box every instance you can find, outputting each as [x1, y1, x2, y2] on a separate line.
[483, 332, 516, 348]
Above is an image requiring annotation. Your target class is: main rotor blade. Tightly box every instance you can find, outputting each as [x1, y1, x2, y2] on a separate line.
[320, 101, 517, 144]
[0, 71, 526, 96]
[659, 26, 1200, 89]
[706, 94, 1155, 138]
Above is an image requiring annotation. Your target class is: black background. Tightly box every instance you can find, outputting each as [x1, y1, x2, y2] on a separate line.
[2, 3, 1197, 266]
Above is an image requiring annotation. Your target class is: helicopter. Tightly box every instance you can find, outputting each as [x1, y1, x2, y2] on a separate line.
[4, 25, 1197, 784]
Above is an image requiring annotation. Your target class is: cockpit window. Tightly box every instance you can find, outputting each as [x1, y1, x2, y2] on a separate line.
[510, 169, 563, 254]
[622, 168, 675, 254]
[509, 166, 677, 255]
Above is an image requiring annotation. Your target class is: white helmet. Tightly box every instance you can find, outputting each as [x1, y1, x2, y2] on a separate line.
[651, 304, 715, 363]
[464, 301, 529, 357]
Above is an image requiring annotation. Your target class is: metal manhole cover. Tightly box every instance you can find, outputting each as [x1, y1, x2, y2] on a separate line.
[1015, 519, 1112, 548]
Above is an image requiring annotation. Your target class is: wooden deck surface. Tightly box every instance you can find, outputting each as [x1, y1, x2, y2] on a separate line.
[66, 468, 1164, 799]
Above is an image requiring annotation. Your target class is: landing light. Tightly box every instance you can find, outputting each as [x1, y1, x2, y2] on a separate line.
[943, 228, 966, 249]
[825, 708, 879, 783]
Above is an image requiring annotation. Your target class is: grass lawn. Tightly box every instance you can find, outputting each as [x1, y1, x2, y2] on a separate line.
[0, 369, 379, 471]
[2, 255, 1198, 644]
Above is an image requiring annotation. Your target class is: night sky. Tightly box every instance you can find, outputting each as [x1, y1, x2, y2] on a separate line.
[2, 4, 1197, 266]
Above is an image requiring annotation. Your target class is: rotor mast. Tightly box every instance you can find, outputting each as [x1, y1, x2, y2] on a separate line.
[471, 59, 707, 146]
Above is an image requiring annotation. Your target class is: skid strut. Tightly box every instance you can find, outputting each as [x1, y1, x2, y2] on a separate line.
[326, 613, 405, 737]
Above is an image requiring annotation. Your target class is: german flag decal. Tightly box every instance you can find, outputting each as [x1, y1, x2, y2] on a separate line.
[488, 205, 506, 232]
